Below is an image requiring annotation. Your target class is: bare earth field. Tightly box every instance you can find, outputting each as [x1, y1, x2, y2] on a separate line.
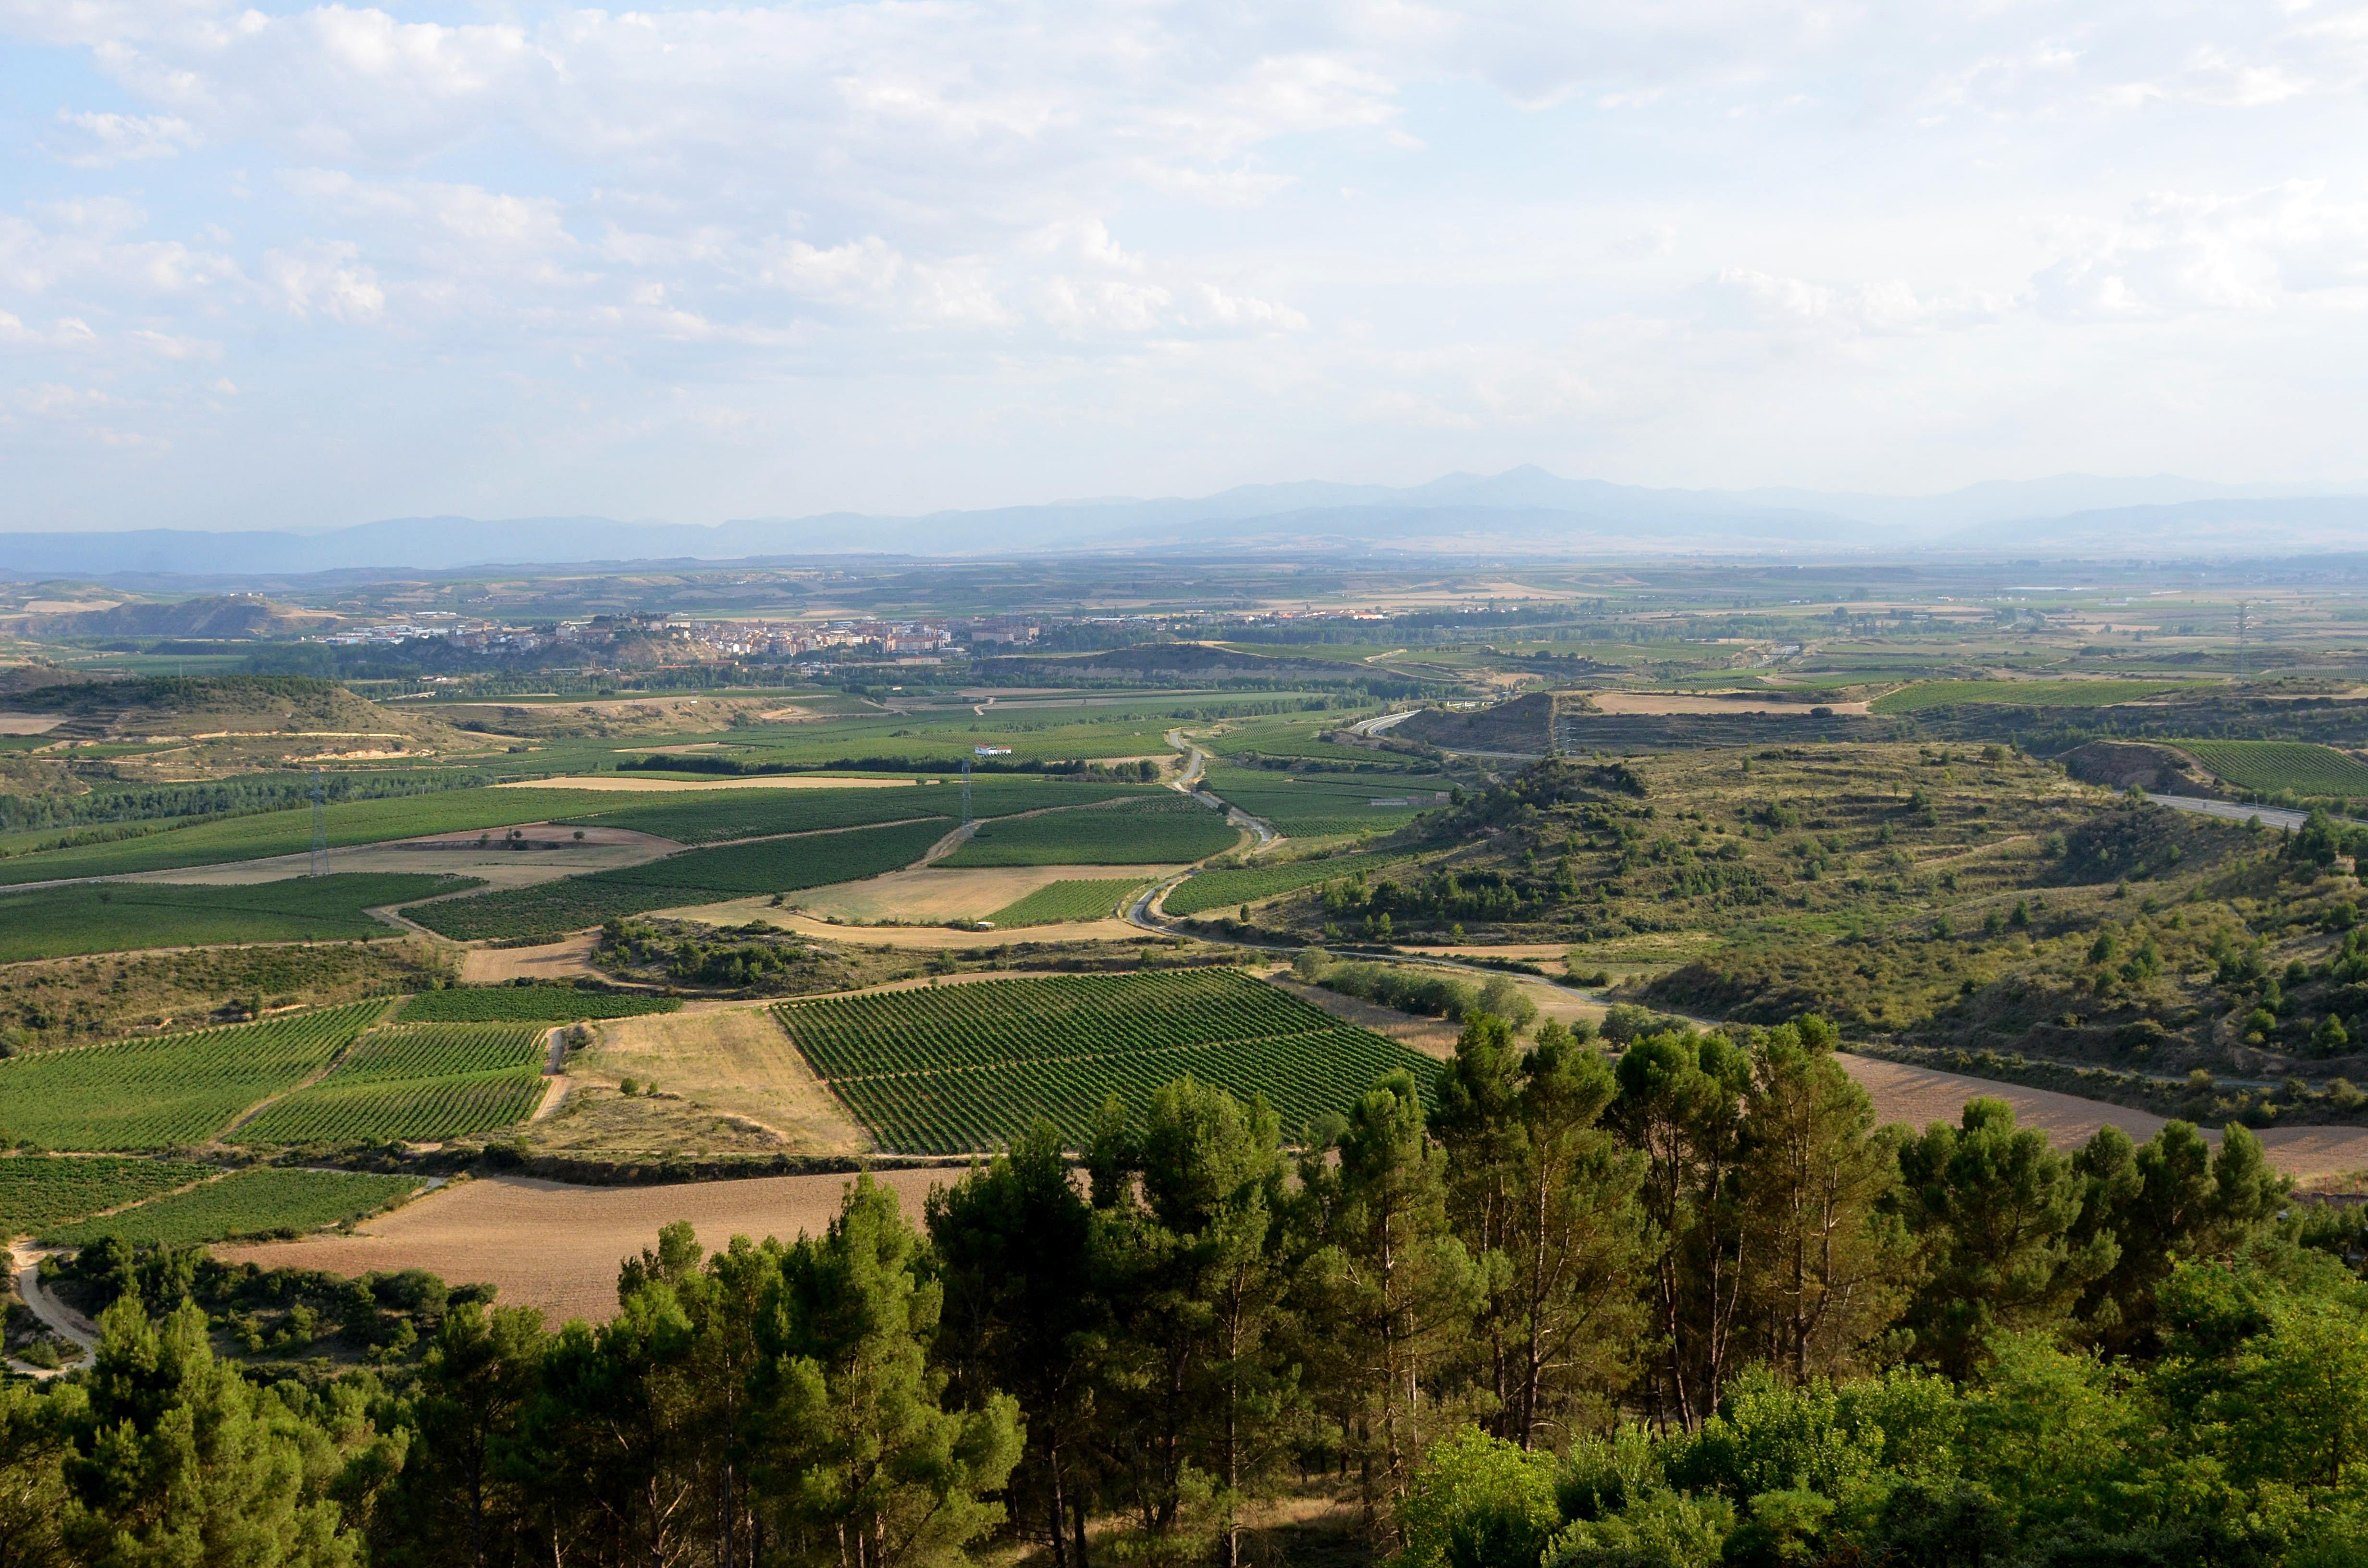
[570, 1002, 870, 1155]
[221, 1168, 949, 1323]
[460, 933, 604, 984]
[494, 774, 918, 793]
[1839, 1054, 2368, 1180]
[1587, 691, 1874, 716]
[0, 713, 65, 735]
[119, 824, 679, 890]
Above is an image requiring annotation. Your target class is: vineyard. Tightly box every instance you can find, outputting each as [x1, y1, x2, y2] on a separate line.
[1162, 850, 1418, 916]
[1201, 763, 1450, 840]
[41, 1167, 423, 1247]
[0, 1155, 208, 1237]
[941, 797, 1240, 867]
[2178, 740, 2368, 799]
[985, 879, 1145, 926]
[396, 986, 680, 1022]
[0, 872, 476, 962]
[234, 1022, 549, 1145]
[0, 784, 683, 888]
[0, 1003, 385, 1150]
[406, 817, 950, 941]
[563, 778, 1149, 845]
[1868, 679, 2209, 714]
[776, 969, 1439, 1154]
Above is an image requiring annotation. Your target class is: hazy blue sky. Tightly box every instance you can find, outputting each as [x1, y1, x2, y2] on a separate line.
[3, 0, 2365, 532]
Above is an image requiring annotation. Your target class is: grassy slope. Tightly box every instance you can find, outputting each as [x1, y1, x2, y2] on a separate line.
[0, 873, 477, 961]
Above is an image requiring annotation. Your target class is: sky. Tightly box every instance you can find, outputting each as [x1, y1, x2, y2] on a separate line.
[3, 0, 2367, 534]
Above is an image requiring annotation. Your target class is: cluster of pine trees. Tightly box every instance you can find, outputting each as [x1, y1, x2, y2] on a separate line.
[4, 1014, 2366, 1567]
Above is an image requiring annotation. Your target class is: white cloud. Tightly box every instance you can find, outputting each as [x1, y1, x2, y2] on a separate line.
[4, 0, 2368, 524]
[263, 240, 385, 322]
[47, 109, 193, 166]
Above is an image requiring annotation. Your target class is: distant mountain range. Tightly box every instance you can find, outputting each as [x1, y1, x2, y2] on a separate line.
[4, 469, 2365, 576]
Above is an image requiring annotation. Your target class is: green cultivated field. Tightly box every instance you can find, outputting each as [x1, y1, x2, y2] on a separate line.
[777, 968, 1438, 1154]
[985, 879, 1145, 926]
[397, 986, 680, 1022]
[1204, 716, 1402, 766]
[407, 818, 950, 941]
[0, 1155, 209, 1237]
[42, 1167, 422, 1246]
[234, 1022, 549, 1145]
[1868, 679, 2209, 714]
[644, 711, 1190, 768]
[0, 1004, 385, 1150]
[561, 778, 1150, 844]
[1202, 763, 1450, 839]
[1162, 850, 1417, 917]
[0, 786, 689, 887]
[2178, 740, 2368, 798]
[0, 873, 475, 961]
[941, 797, 1238, 866]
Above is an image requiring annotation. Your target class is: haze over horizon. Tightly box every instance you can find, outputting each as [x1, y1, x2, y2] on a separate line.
[6, 1, 2368, 539]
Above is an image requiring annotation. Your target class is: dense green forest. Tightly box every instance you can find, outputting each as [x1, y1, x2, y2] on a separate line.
[6, 1013, 2364, 1567]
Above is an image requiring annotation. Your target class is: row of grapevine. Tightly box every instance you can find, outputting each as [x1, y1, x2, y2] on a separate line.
[41, 1167, 423, 1246]
[329, 1024, 547, 1084]
[941, 797, 1241, 867]
[984, 879, 1146, 927]
[777, 970, 1340, 1078]
[0, 1155, 210, 1237]
[234, 1069, 549, 1146]
[559, 779, 1150, 845]
[0, 1003, 386, 1151]
[2180, 740, 2368, 798]
[832, 1029, 1438, 1155]
[396, 986, 680, 1023]
[778, 969, 1437, 1154]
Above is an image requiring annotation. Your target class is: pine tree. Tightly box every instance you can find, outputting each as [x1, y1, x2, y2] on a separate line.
[757, 1176, 1023, 1568]
[928, 1122, 1105, 1568]
[63, 1299, 360, 1568]
[1295, 1071, 1486, 1526]
[1739, 1017, 1912, 1384]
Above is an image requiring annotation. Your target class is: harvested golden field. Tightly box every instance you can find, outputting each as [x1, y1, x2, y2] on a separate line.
[220, 1169, 948, 1323]
[566, 1003, 870, 1155]
[460, 933, 604, 984]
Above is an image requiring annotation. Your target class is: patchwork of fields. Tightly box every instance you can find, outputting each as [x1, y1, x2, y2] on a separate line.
[776, 968, 1440, 1154]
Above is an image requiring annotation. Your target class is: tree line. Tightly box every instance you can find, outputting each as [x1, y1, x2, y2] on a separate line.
[3, 1013, 2364, 1568]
